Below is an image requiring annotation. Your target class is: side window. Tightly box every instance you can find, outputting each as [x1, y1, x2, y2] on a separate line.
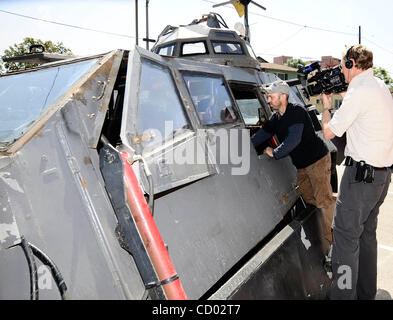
[157, 43, 177, 56]
[288, 86, 305, 106]
[211, 41, 244, 55]
[137, 59, 190, 148]
[214, 32, 236, 39]
[181, 42, 207, 56]
[183, 74, 238, 126]
[245, 42, 258, 59]
[230, 87, 265, 126]
[274, 72, 288, 80]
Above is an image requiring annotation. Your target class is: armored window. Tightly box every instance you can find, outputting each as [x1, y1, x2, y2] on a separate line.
[136, 59, 190, 149]
[183, 74, 238, 126]
[288, 86, 306, 106]
[122, 49, 217, 196]
[236, 98, 261, 125]
[211, 41, 244, 55]
[157, 43, 177, 56]
[275, 72, 288, 80]
[214, 31, 236, 39]
[181, 41, 207, 56]
[230, 83, 268, 126]
[0, 59, 98, 146]
[245, 42, 258, 59]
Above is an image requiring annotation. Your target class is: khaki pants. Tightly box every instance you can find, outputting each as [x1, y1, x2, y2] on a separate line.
[297, 153, 335, 244]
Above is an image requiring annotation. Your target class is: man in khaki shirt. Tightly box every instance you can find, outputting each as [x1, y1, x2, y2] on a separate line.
[322, 44, 393, 300]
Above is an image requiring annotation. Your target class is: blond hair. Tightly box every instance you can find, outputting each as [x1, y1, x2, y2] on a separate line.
[343, 44, 373, 70]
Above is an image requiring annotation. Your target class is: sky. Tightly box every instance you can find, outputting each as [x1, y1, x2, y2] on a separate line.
[1, 0, 393, 77]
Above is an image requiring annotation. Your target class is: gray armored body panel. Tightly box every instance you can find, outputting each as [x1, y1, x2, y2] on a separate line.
[1, 15, 333, 299]
[0, 51, 146, 299]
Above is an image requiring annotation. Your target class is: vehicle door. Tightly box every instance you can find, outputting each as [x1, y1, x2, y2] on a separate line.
[228, 80, 299, 214]
[120, 47, 217, 195]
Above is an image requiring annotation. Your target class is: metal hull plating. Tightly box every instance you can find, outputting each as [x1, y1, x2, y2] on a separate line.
[1, 43, 332, 299]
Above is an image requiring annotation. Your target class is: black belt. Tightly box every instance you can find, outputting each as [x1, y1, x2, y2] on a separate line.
[344, 156, 387, 171]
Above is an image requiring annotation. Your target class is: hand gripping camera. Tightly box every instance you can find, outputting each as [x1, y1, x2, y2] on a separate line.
[297, 61, 348, 97]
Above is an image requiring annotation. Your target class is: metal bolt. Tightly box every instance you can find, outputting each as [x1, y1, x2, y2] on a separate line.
[104, 151, 115, 164]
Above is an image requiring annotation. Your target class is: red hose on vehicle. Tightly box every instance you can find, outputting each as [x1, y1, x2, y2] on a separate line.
[121, 152, 187, 300]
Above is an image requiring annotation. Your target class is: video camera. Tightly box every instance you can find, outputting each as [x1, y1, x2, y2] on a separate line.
[297, 61, 348, 96]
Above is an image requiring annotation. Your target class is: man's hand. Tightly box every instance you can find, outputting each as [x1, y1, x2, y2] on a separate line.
[339, 91, 347, 99]
[321, 93, 333, 110]
[321, 93, 336, 140]
[264, 147, 274, 158]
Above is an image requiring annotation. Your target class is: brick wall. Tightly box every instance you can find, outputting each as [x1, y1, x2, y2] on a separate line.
[273, 56, 293, 65]
[321, 56, 341, 68]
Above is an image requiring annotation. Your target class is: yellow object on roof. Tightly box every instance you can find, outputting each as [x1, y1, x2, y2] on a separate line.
[232, 1, 245, 17]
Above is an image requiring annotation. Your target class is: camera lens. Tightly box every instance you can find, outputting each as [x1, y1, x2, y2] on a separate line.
[307, 83, 322, 96]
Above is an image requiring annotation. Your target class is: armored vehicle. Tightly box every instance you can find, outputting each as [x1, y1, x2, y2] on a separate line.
[0, 13, 336, 300]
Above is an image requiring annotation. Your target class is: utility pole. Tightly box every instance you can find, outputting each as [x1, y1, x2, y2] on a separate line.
[146, 0, 150, 50]
[359, 25, 361, 44]
[135, 0, 139, 46]
[142, 0, 156, 50]
[244, 4, 250, 42]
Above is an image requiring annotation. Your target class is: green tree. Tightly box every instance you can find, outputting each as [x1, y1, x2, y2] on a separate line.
[285, 58, 307, 70]
[373, 66, 393, 88]
[1, 37, 73, 72]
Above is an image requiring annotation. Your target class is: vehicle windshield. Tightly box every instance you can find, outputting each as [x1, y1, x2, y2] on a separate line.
[0, 59, 98, 146]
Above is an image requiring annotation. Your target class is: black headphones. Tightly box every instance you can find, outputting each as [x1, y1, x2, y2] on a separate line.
[345, 46, 354, 69]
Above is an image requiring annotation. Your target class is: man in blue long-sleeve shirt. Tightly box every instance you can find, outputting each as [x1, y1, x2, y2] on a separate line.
[252, 80, 336, 248]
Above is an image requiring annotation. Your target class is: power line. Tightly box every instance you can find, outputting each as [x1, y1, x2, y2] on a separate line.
[206, 0, 393, 57]
[363, 37, 393, 56]
[203, 0, 393, 74]
[2, 4, 393, 71]
[0, 9, 135, 39]
[266, 26, 305, 51]
[202, 0, 357, 36]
